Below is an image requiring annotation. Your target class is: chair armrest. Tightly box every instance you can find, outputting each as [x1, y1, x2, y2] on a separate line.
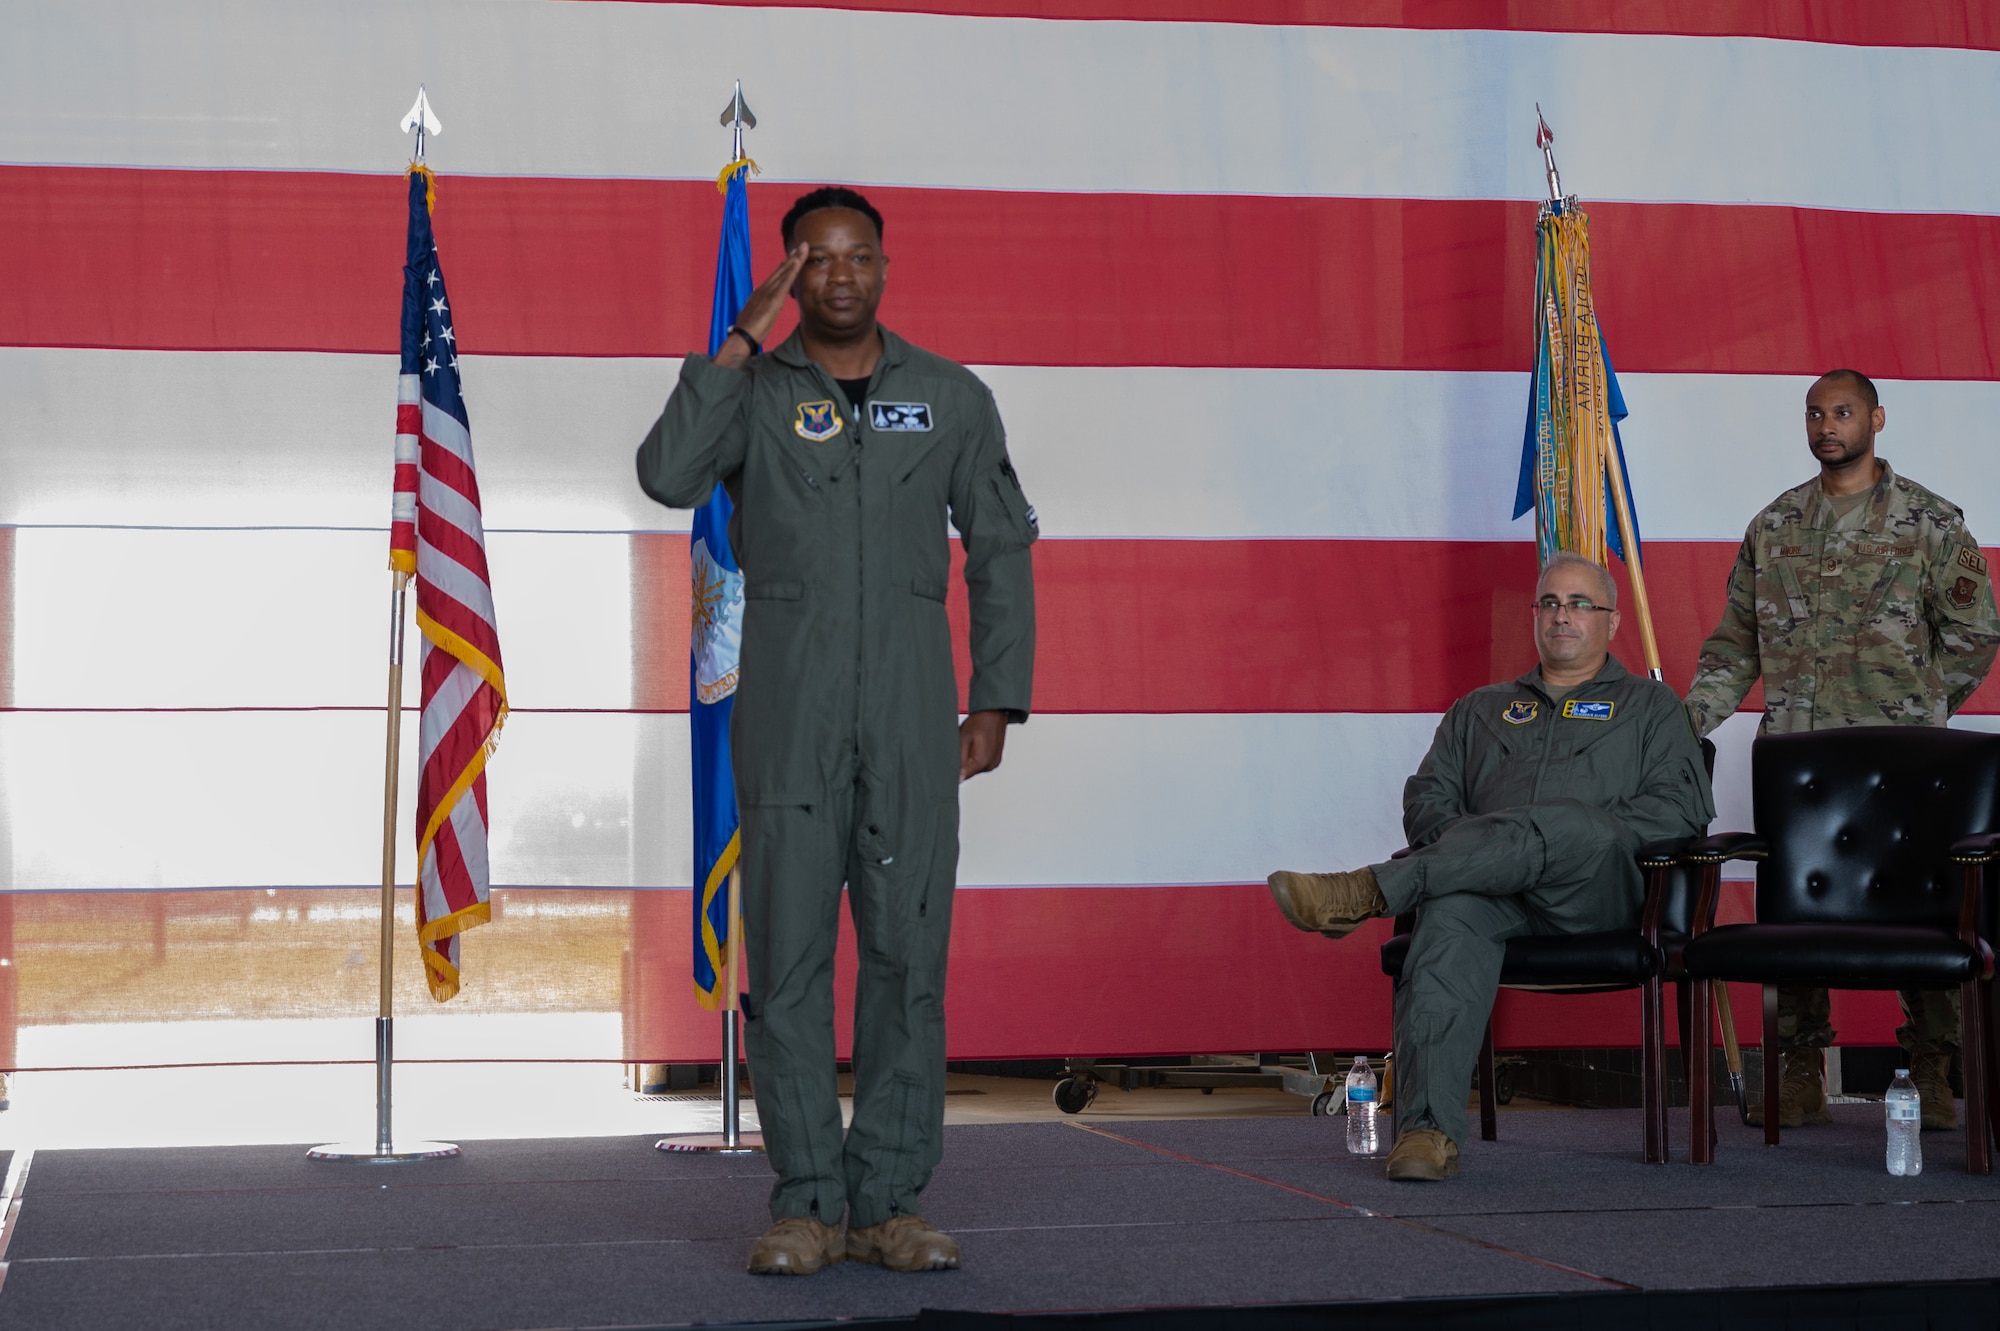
[1682, 832, 1768, 865]
[1949, 833, 2000, 864]
[1636, 837, 1693, 869]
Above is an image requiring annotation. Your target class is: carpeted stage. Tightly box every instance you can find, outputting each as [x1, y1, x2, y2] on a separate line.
[3, 1106, 1999, 1330]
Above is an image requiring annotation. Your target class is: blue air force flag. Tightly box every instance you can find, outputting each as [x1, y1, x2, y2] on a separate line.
[690, 161, 753, 1009]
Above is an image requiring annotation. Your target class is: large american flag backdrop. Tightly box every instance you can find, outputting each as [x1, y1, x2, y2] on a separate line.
[3, 2, 1999, 1066]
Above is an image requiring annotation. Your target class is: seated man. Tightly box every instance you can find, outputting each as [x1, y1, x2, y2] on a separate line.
[1267, 553, 1714, 1181]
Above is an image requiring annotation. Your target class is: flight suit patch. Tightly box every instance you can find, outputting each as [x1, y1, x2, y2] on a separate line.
[869, 402, 932, 431]
[1502, 700, 1538, 725]
[1958, 547, 1988, 577]
[1950, 576, 1979, 609]
[794, 400, 843, 442]
[1561, 699, 1615, 721]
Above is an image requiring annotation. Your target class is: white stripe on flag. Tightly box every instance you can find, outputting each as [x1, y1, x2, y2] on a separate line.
[8, 3, 1999, 213]
[415, 543, 500, 632]
[10, 350, 1998, 541]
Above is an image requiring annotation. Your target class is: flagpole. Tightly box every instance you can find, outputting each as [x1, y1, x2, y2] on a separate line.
[1536, 106, 1744, 1124]
[659, 82, 764, 1157]
[312, 88, 463, 1163]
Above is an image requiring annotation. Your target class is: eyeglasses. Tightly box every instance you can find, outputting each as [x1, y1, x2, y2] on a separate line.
[1532, 597, 1613, 617]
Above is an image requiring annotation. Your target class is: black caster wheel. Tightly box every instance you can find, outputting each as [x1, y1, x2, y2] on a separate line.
[1052, 1077, 1095, 1114]
[1311, 1090, 1336, 1117]
[1495, 1069, 1515, 1106]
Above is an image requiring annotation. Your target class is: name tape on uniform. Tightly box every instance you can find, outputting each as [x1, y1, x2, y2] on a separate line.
[869, 402, 932, 431]
[1561, 699, 1615, 721]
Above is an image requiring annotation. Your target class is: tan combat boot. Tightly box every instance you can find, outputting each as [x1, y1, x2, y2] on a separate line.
[747, 1217, 845, 1275]
[1267, 868, 1387, 939]
[1384, 1127, 1460, 1181]
[1746, 1047, 1833, 1128]
[845, 1215, 960, 1271]
[1908, 1047, 1959, 1131]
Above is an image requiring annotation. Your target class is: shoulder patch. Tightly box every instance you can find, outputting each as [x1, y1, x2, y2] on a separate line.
[1561, 699, 1615, 722]
[794, 400, 843, 442]
[1958, 546, 1988, 577]
[869, 401, 932, 431]
[1502, 700, 1539, 725]
[1950, 576, 1979, 609]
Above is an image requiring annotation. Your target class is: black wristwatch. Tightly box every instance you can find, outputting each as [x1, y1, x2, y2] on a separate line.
[728, 326, 760, 355]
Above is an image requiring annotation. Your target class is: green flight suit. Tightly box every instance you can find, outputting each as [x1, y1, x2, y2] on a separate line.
[637, 327, 1037, 1227]
[1685, 461, 2000, 1057]
[1375, 658, 1714, 1146]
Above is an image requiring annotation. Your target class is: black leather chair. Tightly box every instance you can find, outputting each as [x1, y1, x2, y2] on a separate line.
[1378, 839, 1703, 1164]
[1681, 728, 2000, 1172]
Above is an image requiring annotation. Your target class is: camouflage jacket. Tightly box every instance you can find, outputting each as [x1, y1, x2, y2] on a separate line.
[1685, 460, 2000, 736]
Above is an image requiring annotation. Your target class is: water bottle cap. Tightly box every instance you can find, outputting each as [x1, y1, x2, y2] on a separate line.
[1895, 1069, 1910, 1077]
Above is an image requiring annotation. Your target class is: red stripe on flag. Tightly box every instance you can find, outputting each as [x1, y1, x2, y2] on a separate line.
[418, 435, 485, 509]
[424, 808, 483, 919]
[637, 534, 2000, 716]
[570, 0, 2000, 51]
[414, 578, 505, 666]
[416, 504, 496, 587]
[417, 692, 503, 819]
[397, 403, 422, 435]
[12, 166, 2000, 379]
[621, 880, 1923, 1060]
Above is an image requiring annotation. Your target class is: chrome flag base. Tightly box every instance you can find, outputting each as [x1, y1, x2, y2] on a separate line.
[655, 1132, 763, 1156]
[307, 1140, 461, 1163]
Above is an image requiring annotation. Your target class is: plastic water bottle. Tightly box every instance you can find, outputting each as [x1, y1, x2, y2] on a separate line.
[1886, 1068, 1922, 1176]
[1345, 1055, 1383, 1156]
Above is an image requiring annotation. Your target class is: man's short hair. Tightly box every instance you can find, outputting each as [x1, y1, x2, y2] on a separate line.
[1816, 368, 1880, 412]
[1538, 552, 1617, 609]
[781, 187, 884, 250]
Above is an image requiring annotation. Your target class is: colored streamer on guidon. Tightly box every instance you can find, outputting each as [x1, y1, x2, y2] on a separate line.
[390, 165, 508, 1001]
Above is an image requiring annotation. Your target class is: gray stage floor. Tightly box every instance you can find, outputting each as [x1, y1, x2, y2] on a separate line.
[2, 1105, 1998, 1330]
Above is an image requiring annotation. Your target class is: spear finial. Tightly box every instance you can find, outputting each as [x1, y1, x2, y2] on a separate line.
[1535, 103, 1563, 205]
[401, 85, 442, 164]
[720, 80, 756, 165]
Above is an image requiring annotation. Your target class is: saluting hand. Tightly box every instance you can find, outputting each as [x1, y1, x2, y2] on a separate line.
[713, 242, 809, 368]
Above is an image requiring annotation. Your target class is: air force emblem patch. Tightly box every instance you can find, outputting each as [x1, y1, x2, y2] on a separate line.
[1562, 700, 1615, 721]
[869, 402, 932, 431]
[1503, 700, 1538, 725]
[794, 400, 843, 442]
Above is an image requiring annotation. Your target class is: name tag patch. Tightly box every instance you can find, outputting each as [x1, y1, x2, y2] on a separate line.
[869, 402, 932, 431]
[1562, 699, 1615, 721]
[794, 400, 843, 442]
[1502, 700, 1538, 725]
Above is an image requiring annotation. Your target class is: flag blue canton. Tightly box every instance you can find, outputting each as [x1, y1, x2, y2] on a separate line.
[691, 163, 753, 1009]
[401, 172, 468, 428]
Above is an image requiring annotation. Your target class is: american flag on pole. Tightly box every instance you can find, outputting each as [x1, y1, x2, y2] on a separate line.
[391, 165, 508, 1002]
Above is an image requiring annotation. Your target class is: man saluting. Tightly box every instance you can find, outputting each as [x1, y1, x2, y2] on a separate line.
[638, 187, 1038, 1275]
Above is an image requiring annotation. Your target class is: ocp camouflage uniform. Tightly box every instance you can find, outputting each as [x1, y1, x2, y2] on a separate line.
[1685, 460, 2000, 1055]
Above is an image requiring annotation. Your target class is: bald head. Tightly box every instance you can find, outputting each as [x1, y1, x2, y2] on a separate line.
[1537, 552, 1617, 609]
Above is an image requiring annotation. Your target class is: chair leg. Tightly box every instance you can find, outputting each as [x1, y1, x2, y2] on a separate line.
[1987, 978, 2000, 1160]
[1762, 984, 1781, 1148]
[1962, 977, 1990, 1175]
[1643, 974, 1665, 1164]
[1477, 1021, 1498, 1142]
[1690, 976, 1713, 1164]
